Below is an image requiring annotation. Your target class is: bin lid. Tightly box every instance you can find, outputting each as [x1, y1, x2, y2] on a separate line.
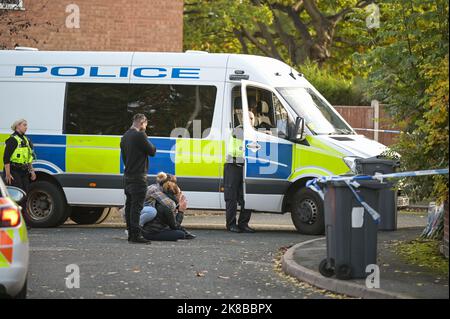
[323, 178, 394, 190]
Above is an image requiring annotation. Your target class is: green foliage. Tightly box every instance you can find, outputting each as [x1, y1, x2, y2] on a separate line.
[356, 0, 449, 203]
[184, 0, 371, 78]
[184, 0, 273, 53]
[393, 239, 449, 277]
[184, 0, 449, 202]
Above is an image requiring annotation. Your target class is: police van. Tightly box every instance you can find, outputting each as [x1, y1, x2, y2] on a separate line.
[0, 49, 387, 234]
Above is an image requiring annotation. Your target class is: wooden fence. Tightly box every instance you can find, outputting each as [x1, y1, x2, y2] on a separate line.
[334, 104, 399, 146]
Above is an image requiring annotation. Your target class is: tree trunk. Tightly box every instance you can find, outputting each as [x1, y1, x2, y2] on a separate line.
[309, 22, 335, 64]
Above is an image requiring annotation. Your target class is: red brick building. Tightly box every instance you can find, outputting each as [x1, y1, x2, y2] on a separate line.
[0, 0, 183, 51]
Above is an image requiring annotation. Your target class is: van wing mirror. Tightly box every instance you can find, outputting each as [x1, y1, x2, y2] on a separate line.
[290, 117, 305, 141]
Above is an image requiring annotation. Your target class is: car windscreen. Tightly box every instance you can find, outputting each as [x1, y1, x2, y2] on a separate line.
[277, 87, 354, 135]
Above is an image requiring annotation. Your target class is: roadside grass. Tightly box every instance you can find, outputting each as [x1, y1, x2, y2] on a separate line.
[393, 239, 449, 277]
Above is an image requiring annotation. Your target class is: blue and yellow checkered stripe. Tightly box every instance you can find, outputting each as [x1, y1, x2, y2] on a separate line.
[1, 134, 227, 178]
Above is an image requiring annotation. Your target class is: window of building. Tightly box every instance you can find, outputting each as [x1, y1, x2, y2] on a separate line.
[0, 0, 24, 10]
[64, 83, 217, 138]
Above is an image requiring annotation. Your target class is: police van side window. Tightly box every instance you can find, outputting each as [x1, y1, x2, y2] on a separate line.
[234, 85, 293, 140]
[128, 84, 216, 138]
[64, 83, 216, 137]
[64, 83, 129, 135]
[272, 92, 291, 139]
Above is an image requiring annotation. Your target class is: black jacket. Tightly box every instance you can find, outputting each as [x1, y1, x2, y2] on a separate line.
[120, 128, 156, 176]
[142, 193, 179, 234]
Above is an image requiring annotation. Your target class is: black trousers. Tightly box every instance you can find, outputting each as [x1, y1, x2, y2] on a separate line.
[3, 167, 30, 191]
[224, 163, 251, 229]
[143, 229, 186, 241]
[124, 175, 147, 239]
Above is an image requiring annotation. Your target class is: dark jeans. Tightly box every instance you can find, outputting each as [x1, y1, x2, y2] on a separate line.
[143, 229, 186, 241]
[124, 175, 147, 239]
[224, 163, 251, 229]
[3, 167, 30, 191]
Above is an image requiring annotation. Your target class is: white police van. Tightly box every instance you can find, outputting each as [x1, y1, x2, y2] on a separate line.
[0, 48, 387, 234]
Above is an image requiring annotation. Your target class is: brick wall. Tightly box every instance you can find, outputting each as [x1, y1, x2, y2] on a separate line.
[444, 200, 449, 259]
[0, 0, 183, 52]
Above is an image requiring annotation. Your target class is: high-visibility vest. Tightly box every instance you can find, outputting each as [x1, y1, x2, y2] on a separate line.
[227, 128, 244, 163]
[10, 134, 33, 165]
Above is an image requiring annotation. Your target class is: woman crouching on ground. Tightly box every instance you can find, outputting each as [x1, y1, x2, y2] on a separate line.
[141, 174, 195, 241]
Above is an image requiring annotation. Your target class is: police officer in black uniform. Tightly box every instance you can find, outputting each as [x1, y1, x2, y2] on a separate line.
[224, 111, 255, 233]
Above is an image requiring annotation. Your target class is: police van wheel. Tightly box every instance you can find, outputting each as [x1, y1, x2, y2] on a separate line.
[25, 181, 70, 228]
[291, 187, 325, 235]
[70, 207, 105, 225]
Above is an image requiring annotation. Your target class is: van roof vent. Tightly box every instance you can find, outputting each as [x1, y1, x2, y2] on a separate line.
[185, 50, 209, 54]
[15, 47, 39, 51]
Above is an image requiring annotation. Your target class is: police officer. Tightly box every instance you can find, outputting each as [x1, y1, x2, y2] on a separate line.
[2, 119, 36, 190]
[224, 111, 255, 233]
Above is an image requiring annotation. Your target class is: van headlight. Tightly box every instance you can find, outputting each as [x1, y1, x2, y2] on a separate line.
[343, 156, 361, 174]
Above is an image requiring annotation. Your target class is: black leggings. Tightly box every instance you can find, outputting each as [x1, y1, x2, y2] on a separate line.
[143, 229, 186, 241]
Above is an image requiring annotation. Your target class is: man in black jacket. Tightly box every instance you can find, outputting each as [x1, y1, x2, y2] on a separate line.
[120, 113, 156, 244]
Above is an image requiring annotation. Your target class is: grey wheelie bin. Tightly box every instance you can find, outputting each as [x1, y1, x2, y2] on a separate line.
[355, 157, 400, 231]
[318, 179, 391, 280]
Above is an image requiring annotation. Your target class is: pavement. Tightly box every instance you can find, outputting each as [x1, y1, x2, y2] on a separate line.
[281, 217, 449, 299]
[63, 208, 449, 299]
[65, 207, 430, 231]
[181, 210, 448, 299]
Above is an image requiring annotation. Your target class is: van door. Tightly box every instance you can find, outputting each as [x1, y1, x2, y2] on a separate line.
[240, 80, 295, 212]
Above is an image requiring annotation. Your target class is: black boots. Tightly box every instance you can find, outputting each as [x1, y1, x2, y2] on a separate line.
[239, 225, 256, 233]
[184, 231, 196, 239]
[128, 233, 151, 244]
[227, 224, 256, 233]
[228, 225, 242, 233]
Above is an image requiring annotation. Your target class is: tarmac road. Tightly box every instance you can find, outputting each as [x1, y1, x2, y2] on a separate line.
[27, 227, 330, 299]
[26, 210, 427, 299]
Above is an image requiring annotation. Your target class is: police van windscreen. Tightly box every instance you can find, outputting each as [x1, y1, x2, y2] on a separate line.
[277, 87, 354, 135]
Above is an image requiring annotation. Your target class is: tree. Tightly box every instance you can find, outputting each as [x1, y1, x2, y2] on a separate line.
[356, 0, 449, 203]
[184, 0, 373, 75]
